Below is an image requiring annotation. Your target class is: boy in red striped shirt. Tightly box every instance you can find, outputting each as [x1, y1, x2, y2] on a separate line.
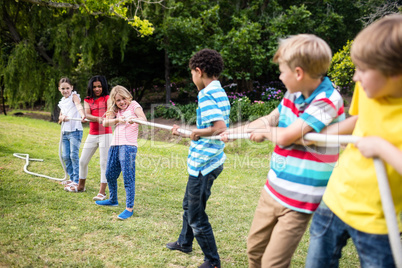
[223, 34, 344, 267]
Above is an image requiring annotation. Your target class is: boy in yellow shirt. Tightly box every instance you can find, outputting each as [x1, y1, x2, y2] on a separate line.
[306, 14, 402, 267]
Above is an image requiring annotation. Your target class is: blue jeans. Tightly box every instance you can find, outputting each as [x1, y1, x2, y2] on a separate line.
[306, 202, 396, 268]
[106, 145, 137, 208]
[62, 130, 83, 183]
[178, 165, 223, 267]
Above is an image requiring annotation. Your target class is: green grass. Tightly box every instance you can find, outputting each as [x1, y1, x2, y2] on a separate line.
[0, 115, 359, 267]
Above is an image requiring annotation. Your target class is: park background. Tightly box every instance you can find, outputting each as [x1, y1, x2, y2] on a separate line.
[1, 0, 401, 267]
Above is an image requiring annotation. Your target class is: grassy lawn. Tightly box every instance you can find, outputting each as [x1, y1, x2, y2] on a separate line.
[0, 115, 359, 267]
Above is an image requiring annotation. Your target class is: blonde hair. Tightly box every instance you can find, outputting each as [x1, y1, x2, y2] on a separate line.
[273, 34, 332, 79]
[351, 14, 402, 76]
[106, 85, 133, 116]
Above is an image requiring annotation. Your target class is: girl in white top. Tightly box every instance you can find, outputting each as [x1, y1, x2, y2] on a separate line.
[57, 77, 86, 188]
[95, 85, 147, 220]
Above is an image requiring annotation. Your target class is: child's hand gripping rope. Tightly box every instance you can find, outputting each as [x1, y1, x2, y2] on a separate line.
[66, 117, 90, 122]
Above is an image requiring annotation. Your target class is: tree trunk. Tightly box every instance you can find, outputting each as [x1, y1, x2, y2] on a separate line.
[0, 76, 6, 115]
[236, 78, 253, 92]
[51, 105, 60, 123]
[164, 47, 171, 104]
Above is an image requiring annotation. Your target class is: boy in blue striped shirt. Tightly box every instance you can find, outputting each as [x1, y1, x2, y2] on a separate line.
[166, 48, 230, 268]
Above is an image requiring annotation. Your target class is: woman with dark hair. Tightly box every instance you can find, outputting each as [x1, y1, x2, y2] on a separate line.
[65, 75, 112, 201]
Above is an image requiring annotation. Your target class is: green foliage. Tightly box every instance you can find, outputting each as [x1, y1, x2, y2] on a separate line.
[3, 42, 57, 109]
[230, 97, 252, 123]
[151, 0, 371, 92]
[328, 40, 355, 95]
[230, 97, 279, 123]
[1, 0, 392, 113]
[221, 15, 267, 84]
[1, 0, 157, 118]
[152, 95, 280, 125]
[152, 102, 198, 124]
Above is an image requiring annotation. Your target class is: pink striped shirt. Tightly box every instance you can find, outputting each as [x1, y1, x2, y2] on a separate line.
[111, 101, 141, 147]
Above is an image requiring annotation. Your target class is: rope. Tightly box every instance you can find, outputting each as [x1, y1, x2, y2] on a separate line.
[13, 153, 67, 181]
[128, 118, 192, 136]
[13, 117, 88, 182]
[374, 159, 402, 267]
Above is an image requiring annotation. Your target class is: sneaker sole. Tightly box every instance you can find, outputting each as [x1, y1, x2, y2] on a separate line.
[166, 245, 192, 253]
[93, 197, 107, 201]
[95, 203, 118, 207]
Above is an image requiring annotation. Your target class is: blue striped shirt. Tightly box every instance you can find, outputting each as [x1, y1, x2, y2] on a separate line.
[187, 80, 231, 177]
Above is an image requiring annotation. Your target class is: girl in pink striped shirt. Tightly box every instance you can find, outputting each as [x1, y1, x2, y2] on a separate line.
[95, 85, 147, 220]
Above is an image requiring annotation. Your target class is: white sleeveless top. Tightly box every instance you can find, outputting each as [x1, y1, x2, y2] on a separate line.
[58, 91, 83, 132]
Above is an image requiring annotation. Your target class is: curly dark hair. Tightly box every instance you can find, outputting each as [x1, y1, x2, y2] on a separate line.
[189, 49, 224, 78]
[86, 75, 109, 99]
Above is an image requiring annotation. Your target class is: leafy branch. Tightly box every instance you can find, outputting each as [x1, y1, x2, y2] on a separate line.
[16, 0, 164, 36]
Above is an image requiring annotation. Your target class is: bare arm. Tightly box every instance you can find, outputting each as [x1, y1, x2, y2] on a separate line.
[126, 107, 147, 124]
[220, 108, 280, 142]
[172, 120, 226, 141]
[103, 112, 125, 127]
[250, 118, 314, 147]
[72, 94, 86, 121]
[291, 115, 359, 146]
[58, 111, 66, 123]
[355, 137, 402, 175]
[84, 102, 102, 124]
[191, 120, 226, 140]
[320, 116, 358, 135]
[133, 107, 147, 122]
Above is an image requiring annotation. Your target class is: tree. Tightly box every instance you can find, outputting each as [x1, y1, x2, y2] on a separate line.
[144, 0, 382, 95]
[220, 15, 267, 91]
[358, 0, 402, 27]
[15, 0, 156, 36]
[145, 0, 222, 103]
[0, 0, 159, 120]
[2, 0, 394, 112]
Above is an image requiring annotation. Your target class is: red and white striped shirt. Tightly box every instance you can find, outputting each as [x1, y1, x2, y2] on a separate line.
[266, 77, 345, 214]
[111, 101, 141, 147]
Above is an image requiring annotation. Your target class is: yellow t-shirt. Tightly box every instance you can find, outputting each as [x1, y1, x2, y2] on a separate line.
[323, 82, 402, 234]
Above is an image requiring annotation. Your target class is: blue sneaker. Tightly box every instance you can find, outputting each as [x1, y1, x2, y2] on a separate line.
[117, 209, 133, 220]
[95, 199, 118, 206]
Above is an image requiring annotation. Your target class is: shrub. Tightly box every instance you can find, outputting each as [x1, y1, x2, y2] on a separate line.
[150, 101, 197, 123]
[328, 40, 355, 96]
[150, 83, 284, 125]
[229, 96, 252, 123]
